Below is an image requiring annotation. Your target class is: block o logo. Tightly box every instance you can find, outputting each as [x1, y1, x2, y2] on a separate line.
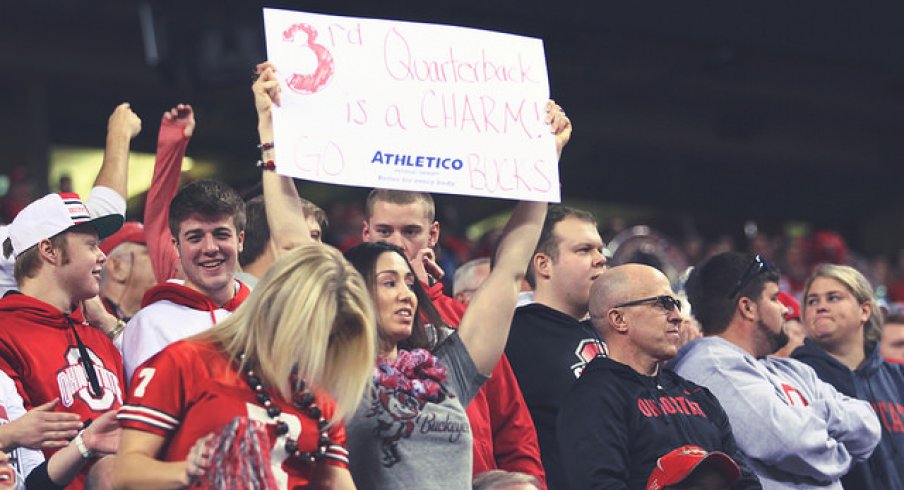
[282, 23, 335, 94]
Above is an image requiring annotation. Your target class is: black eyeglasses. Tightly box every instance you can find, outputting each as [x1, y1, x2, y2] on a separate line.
[728, 255, 772, 299]
[614, 295, 682, 312]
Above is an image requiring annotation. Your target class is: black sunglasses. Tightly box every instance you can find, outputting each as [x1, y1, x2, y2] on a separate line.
[614, 295, 682, 312]
[728, 255, 773, 299]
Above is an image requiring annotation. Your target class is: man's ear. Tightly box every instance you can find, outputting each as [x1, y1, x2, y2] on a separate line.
[608, 308, 628, 333]
[361, 219, 371, 242]
[859, 300, 872, 325]
[37, 239, 59, 265]
[236, 230, 245, 253]
[105, 255, 125, 282]
[171, 236, 182, 258]
[737, 297, 757, 322]
[534, 253, 552, 280]
[428, 221, 440, 249]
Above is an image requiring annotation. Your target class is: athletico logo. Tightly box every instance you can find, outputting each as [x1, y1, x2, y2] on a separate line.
[57, 347, 123, 411]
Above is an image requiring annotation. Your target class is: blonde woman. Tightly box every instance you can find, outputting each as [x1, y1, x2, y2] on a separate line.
[113, 245, 376, 489]
[792, 264, 904, 489]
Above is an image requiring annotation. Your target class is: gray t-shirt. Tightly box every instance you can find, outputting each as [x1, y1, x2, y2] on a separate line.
[347, 332, 488, 490]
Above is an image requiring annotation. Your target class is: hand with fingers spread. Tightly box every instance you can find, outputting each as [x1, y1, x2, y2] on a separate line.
[162, 103, 195, 138]
[0, 398, 82, 451]
[545, 99, 572, 157]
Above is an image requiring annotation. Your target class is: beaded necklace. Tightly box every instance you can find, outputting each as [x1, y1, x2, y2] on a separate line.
[240, 354, 332, 463]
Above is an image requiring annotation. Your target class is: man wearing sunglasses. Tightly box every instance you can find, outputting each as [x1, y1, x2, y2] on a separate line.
[556, 264, 760, 490]
[672, 252, 881, 489]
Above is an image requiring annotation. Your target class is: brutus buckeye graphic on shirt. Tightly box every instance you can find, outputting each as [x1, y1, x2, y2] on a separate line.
[57, 347, 123, 411]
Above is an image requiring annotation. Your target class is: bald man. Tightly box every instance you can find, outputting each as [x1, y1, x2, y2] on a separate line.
[556, 264, 761, 490]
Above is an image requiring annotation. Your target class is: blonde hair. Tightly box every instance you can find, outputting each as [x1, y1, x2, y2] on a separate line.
[197, 244, 376, 422]
[803, 263, 882, 346]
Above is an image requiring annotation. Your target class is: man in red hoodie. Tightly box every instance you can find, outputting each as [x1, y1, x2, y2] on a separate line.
[0, 192, 126, 488]
[121, 179, 250, 381]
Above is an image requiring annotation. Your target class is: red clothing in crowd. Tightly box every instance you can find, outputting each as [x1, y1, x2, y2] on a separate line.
[0, 293, 125, 489]
[145, 116, 188, 282]
[119, 340, 348, 489]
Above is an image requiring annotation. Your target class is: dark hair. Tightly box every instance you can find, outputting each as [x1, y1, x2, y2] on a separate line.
[239, 196, 268, 268]
[525, 205, 597, 288]
[686, 252, 779, 336]
[239, 195, 328, 268]
[168, 179, 246, 240]
[344, 241, 447, 351]
[885, 313, 904, 325]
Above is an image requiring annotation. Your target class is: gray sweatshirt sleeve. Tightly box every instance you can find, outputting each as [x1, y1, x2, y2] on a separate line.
[675, 340, 855, 484]
[770, 357, 881, 463]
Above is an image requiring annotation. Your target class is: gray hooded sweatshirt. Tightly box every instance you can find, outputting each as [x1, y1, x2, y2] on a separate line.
[671, 337, 880, 489]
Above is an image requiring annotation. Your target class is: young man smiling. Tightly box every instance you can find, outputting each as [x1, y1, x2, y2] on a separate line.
[0, 193, 126, 488]
[121, 179, 250, 380]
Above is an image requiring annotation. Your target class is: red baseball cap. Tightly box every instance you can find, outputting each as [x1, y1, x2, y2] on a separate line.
[100, 221, 146, 255]
[777, 291, 801, 321]
[647, 445, 741, 490]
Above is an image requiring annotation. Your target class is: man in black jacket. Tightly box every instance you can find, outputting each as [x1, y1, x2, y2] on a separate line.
[504, 205, 608, 490]
[557, 264, 760, 490]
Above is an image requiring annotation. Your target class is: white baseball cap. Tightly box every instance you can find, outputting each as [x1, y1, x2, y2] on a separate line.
[7, 193, 124, 258]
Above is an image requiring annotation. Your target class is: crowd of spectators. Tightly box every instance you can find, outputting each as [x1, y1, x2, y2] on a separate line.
[0, 59, 902, 490]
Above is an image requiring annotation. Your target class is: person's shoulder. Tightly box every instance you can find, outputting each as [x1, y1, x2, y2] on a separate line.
[879, 357, 904, 377]
[675, 337, 731, 364]
[663, 368, 713, 393]
[167, 338, 219, 357]
[141, 339, 222, 377]
[130, 296, 206, 323]
[74, 321, 119, 348]
[570, 358, 629, 397]
[512, 302, 574, 326]
[763, 356, 818, 378]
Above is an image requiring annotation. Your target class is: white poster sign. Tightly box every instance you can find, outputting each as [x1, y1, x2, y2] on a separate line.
[264, 8, 560, 202]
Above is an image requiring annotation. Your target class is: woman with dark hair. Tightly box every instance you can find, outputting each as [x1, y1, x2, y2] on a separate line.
[792, 264, 904, 489]
[343, 103, 569, 490]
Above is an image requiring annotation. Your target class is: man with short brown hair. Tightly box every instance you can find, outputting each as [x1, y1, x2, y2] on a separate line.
[505, 204, 608, 489]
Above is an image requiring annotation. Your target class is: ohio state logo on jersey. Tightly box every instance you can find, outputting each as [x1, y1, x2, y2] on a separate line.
[570, 338, 608, 378]
[56, 347, 122, 411]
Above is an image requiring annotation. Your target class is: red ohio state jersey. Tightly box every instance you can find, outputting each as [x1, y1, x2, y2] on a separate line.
[118, 340, 348, 490]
